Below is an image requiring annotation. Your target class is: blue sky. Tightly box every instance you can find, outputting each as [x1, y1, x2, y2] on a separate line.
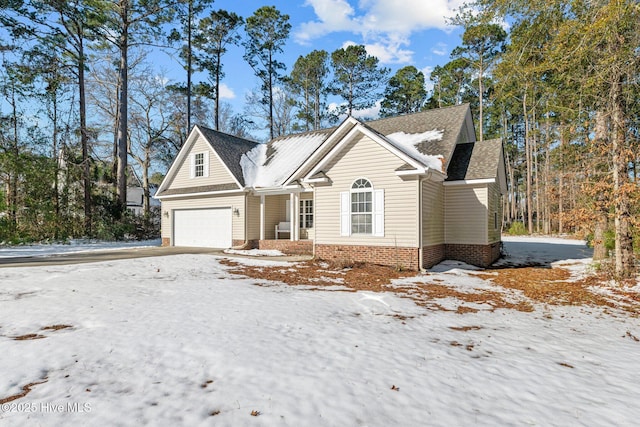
[163, 0, 467, 120]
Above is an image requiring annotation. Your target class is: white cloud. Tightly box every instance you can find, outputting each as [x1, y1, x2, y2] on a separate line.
[431, 42, 448, 56]
[352, 100, 381, 120]
[421, 66, 435, 93]
[219, 83, 235, 100]
[295, 0, 465, 64]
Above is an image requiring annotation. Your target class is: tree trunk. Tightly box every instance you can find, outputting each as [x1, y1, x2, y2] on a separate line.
[215, 48, 220, 131]
[78, 33, 92, 235]
[523, 91, 533, 234]
[478, 56, 484, 142]
[52, 90, 60, 240]
[268, 50, 274, 140]
[558, 125, 565, 234]
[116, 0, 129, 211]
[187, 0, 192, 134]
[611, 78, 635, 277]
[592, 213, 608, 261]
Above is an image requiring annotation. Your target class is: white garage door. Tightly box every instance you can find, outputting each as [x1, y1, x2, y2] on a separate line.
[173, 208, 232, 248]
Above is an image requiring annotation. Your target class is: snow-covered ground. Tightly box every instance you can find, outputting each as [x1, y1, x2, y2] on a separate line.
[1, 237, 639, 426]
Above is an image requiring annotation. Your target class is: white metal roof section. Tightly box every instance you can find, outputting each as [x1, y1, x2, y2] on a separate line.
[241, 132, 329, 188]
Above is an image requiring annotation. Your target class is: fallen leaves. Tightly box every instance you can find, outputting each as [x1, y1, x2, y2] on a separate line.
[12, 333, 46, 341]
[220, 259, 640, 315]
[0, 377, 48, 404]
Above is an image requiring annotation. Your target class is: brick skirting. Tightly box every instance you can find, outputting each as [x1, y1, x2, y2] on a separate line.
[315, 244, 420, 271]
[445, 242, 501, 267]
[161, 237, 170, 247]
[258, 240, 313, 255]
[423, 244, 446, 268]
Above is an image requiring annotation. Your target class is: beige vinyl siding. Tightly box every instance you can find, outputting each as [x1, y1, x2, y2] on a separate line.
[166, 134, 239, 189]
[487, 182, 502, 243]
[246, 195, 261, 240]
[264, 195, 289, 239]
[315, 134, 419, 247]
[422, 180, 444, 245]
[161, 194, 246, 243]
[444, 184, 488, 245]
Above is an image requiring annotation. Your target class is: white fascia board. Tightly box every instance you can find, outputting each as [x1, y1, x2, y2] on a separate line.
[443, 178, 495, 186]
[155, 189, 247, 200]
[284, 117, 359, 186]
[250, 185, 310, 196]
[156, 127, 203, 195]
[302, 177, 329, 183]
[395, 168, 427, 177]
[395, 168, 447, 182]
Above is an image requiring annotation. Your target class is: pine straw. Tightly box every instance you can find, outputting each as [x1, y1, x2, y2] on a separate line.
[219, 259, 640, 315]
[0, 378, 48, 404]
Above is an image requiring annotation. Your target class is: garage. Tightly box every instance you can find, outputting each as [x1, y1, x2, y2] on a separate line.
[173, 208, 232, 248]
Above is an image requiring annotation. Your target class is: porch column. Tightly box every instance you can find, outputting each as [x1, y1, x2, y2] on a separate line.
[290, 193, 295, 241]
[294, 192, 300, 241]
[260, 195, 265, 240]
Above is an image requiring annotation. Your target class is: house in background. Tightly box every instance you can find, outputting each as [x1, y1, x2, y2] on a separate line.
[155, 104, 507, 270]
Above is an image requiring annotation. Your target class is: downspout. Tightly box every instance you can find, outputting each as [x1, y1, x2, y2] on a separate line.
[419, 169, 434, 272]
[418, 175, 424, 271]
[312, 184, 316, 259]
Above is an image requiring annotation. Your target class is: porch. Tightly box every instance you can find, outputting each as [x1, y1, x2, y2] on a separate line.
[254, 189, 314, 256]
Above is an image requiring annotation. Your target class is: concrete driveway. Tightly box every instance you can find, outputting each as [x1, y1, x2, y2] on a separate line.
[0, 246, 226, 268]
[0, 246, 312, 268]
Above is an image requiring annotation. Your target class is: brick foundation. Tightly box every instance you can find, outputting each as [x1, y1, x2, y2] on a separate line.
[315, 244, 420, 271]
[423, 244, 446, 268]
[161, 237, 170, 247]
[258, 240, 313, 256]
[445, 242, 501, 267]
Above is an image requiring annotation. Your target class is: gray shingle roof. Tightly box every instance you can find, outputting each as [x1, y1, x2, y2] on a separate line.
[196, 126, 259, 186]
[365, 103, 473, 165]
[446, 139, 503, 181]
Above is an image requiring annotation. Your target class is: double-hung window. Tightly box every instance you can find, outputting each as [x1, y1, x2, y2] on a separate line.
[350, 179, 373, 234]
[190, 151, 209, 178]
[300, 199, 314, 229]
[194, 153, 205, 177]
[340, 178, 384, 237]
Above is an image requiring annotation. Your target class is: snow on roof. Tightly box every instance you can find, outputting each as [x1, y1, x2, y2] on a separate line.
[241, 132, 329, 188]
[385, 129, 445, 170]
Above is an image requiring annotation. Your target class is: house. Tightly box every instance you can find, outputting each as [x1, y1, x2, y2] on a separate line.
[155, 104, 507, 270]
[126, 186, 160, 216]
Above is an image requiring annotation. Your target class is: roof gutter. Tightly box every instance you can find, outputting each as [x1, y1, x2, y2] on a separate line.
[154, 189, 247, 200]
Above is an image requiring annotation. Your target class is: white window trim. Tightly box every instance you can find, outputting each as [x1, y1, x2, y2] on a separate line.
[190, 151, 209, 179]
[340, 178, 384, 237]
[300, 199, 314, 229]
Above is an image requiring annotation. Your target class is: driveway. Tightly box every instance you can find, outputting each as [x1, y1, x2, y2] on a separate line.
[0, 246, 225, 268]
[0, 246, 313, 268]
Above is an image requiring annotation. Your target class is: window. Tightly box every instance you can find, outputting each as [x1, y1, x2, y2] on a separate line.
[300, 199, 314, 229]
[340, 179, 384, 237]
[194, 153, 205, 177]
[351, 179, 372, 234]
[494, 212, 499, 230]
[190, 151, 209, 178]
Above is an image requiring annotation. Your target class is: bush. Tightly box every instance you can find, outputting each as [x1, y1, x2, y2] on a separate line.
[585, 229, 615, 252]
[507, 221, 528, 236]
